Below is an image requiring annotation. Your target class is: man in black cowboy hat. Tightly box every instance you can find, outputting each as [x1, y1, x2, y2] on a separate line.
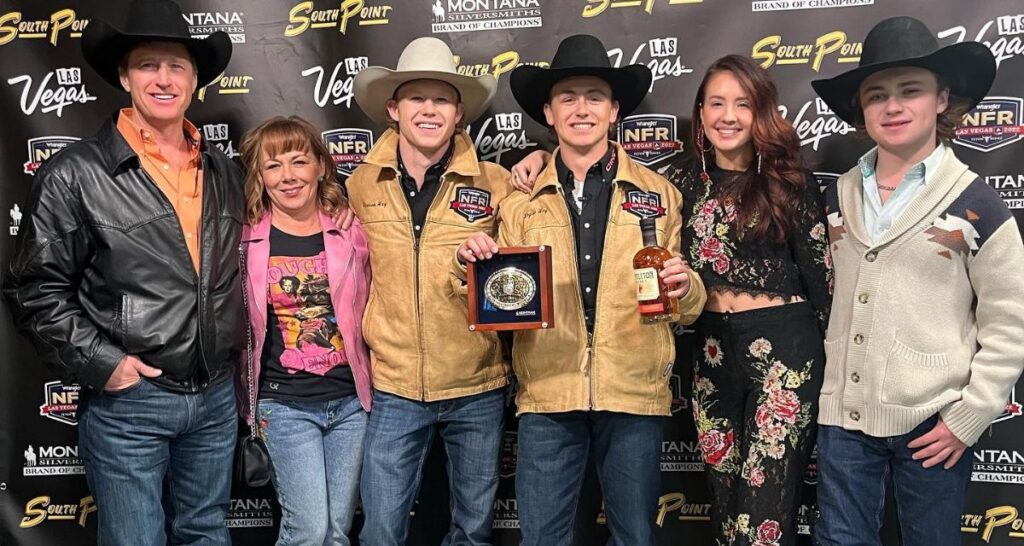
[3, 0, 242, 544]
[458, 34, 705, 544]
[811, 16, 1024, 545]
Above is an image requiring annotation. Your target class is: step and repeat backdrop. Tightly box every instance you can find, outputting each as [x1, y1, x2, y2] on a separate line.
[1, 1, 1023, 544]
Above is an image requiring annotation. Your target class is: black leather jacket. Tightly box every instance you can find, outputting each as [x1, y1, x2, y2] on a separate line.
[4, 117, 245, 394]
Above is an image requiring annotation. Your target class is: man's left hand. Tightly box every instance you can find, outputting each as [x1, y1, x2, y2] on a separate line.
[907, 417, 968, 469]
[660, 257, 691, 299]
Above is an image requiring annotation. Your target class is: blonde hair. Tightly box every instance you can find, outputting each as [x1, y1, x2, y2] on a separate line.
[240, 116, 347, 225]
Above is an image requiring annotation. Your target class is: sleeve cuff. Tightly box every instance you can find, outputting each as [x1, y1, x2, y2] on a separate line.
[676, 270, 707, 326]
[79, 344, 126, 392]
[451, 247, 468, 282]
[940, 400, 991, 447]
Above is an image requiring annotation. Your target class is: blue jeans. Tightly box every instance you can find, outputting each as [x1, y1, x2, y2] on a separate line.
[259, 394, 368, 546]
[78, 377, 236, 546]
[359, 388, 505, 546]
[815, 414, 973, 546]
[516, 411, 663, 546]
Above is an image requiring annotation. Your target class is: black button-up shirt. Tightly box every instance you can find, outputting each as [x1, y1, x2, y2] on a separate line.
[397, 138, 455, 240]
[554, 144, 618, 332]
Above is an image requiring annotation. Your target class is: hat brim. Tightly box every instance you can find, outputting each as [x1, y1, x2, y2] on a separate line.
[510, 65, 653, 126]
[353, 68, 497, 127]
[811, 42, 995, 125]
[82, 19, 232, 91]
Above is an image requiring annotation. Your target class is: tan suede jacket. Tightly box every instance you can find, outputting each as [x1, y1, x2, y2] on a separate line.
[456, 144, 706, 415]
[347, 129, 513, 401]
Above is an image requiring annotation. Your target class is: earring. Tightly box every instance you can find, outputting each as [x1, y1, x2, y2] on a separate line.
[317, 175, 324, 183]
[696, 125, 710, 183]
[756, 152, 762, 175]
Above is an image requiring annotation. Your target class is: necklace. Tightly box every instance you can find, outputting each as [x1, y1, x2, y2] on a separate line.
[877, 182, 898, 192]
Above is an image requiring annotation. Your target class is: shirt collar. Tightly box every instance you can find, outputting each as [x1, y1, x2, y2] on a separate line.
[858, 143, 946, 186]
[554, 143, 618, 190]
[396, 136, 455, 181]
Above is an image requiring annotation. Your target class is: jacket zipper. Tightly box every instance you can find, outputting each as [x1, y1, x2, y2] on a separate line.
[587, 181, 621, 410]
[555, 185, 595, 409]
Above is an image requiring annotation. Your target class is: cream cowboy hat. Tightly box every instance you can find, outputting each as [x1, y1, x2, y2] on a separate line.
[353, 37, 497, 127]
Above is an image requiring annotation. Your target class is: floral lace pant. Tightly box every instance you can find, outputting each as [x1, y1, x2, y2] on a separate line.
[692, 302, 825, 546]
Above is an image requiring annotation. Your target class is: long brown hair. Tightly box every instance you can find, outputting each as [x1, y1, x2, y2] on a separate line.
[240, 116, 347, 225]
[691, 55, 805, 242]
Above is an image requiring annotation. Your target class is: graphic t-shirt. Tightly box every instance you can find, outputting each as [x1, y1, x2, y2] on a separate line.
[259, 226, 355, 401]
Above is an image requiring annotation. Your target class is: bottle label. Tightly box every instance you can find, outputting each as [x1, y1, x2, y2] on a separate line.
[635, 267, 660, 302]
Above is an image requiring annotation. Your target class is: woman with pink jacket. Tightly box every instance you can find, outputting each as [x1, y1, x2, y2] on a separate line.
[236, 116, 372, 546]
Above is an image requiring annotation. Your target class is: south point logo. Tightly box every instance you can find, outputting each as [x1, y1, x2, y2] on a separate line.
[753, 30, 862, 72]
[0, 9, 89, 47]
[285, 0, 392, 36]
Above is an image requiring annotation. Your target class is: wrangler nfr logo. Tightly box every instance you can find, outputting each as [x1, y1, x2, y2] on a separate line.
[450, 187, 493, 222]
[322, 129, 373, 177]
[618, 114, 683, 166]
[955, 97, 1024, 153]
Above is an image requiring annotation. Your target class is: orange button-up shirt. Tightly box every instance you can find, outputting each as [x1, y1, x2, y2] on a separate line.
[116, 108, 204, 272]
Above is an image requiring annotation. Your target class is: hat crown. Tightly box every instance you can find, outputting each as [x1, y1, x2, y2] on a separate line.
[116, 0, 191, 39]
[394, 37, 459, 75]
[549, 34, 612, 70]
[859, 16, 940, 68]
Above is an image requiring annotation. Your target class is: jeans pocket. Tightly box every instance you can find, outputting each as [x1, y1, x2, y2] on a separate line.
[820, 338, 845, 395]
[103, 378, 146, 397]
[881, 338, 950, 406]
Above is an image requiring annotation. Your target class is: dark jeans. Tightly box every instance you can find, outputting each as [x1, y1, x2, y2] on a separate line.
[815, 414, 973, 546]
[516, 411, 663, 546]
[359, 388, 505, 546]
[79, 377, 237, 546]
[693, 302, 824, 546]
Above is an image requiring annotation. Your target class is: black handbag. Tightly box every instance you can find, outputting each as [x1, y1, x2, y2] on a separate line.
[234, 244, 273, 488]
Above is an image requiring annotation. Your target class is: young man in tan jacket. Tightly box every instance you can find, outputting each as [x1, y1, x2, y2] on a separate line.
[457, 35, 705, 545]
[346, 37, 512, 545]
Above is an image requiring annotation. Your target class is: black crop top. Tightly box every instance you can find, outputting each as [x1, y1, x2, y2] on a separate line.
[660, 157, 833, 333]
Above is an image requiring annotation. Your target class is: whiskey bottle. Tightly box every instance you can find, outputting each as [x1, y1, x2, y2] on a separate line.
[633, 217, 679, 324]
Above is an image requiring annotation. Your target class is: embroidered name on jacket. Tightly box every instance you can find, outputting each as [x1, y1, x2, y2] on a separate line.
[622, 190, 666, 219]
[450, 187, 493, 222]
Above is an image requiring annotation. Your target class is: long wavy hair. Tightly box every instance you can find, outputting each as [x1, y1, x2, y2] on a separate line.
[691, 55, 805, 242]
[240, 116, 347, 226]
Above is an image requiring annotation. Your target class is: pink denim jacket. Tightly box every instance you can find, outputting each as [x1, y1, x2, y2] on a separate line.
[236, 211, 372, 424]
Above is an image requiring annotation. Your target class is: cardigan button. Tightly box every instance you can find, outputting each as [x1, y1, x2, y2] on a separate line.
[865, 252, 877, 262]
[850, 411, 861, 421]
[850, 372, 860, 383]
[858, 293, 869, 304]
[853, 334, 864, 344]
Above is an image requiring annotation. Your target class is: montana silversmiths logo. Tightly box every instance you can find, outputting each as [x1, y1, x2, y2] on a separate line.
[973, 450, 1024, 484]
[986, 173, 1024, 209]
[201, 124, 240, 159]
[285, 0, 393, 36]
[303, 57, 367, 108]
[39, 381, 80, 426]
[20, 495, 95, 529]
[582, 0, 703, 18]
[7, 67, 97, 118]
[23, 445, 85, 477]
[751, 0, 873, 12]
[753, 31, 862, 71]
[226, 497, 274, 528]
[24, 136, 78, 175]
[322, 128, 373, 176]
[0, 9, 89, 47]
[661, 441, 703, 472]
[622, 190, 665, 220]
[182, 11, 245, 43]
[450, 187, 494, 222]
[608, 37, 693, 93]
[778, 98, 855, 150]
[11, 203, 23, 236]
[796, 503, 818, 535]
[961, 505, 1024, 543]
[492, 496, 520, 529]
[467, 112, 537, 163]
[617, 114, 683, 166]
[939, 14, 1024, 69]
[955, 97, 1024, 153]
[431, 0, 542, 33]
[499, 430, 517, 478]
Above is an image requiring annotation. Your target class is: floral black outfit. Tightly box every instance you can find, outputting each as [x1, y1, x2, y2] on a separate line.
[664, 158, 833, 546]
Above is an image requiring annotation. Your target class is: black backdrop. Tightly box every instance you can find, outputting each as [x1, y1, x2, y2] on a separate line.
[2, 1, 1023, 544]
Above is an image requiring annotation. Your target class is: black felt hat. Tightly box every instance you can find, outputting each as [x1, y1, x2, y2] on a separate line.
[510, 34, 652, 126]
[82, 0, 232, 90]
[812, 16, 995, 124]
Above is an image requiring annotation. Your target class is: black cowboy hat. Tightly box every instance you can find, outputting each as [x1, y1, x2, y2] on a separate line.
[510, 34, 652, 126]
[82, 0, 232, 90]
[812, 16, 995, 125]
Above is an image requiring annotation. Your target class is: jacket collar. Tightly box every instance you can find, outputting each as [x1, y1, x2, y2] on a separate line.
[530, 142, 656, 200]
[364, 128, 482, 178]
[97, 112, 215, 176]
[243, 209, 344, 243]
